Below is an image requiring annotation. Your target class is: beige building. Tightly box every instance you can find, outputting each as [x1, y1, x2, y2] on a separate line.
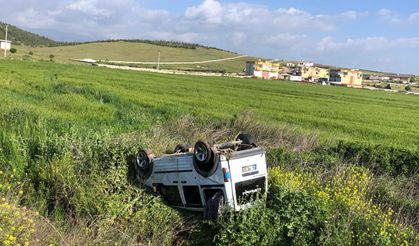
[330, 69, 363, 87]
[247, 60, 281, 79]
[301, 66, 330, 82]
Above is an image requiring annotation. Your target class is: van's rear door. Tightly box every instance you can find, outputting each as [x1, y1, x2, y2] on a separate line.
[226, 147, 267, 207]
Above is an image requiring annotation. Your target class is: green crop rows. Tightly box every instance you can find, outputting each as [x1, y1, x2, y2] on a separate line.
[1, 60, 419, 148]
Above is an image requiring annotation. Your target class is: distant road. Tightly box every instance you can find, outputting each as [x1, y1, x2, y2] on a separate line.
[95, 63, 244, 77]
[99, 55, 248, 65]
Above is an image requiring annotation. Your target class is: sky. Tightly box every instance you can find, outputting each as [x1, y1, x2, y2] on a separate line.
[0, 0, 418, 74]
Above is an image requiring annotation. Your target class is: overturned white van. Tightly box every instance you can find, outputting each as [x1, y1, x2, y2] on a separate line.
[133, 134, 268, 218]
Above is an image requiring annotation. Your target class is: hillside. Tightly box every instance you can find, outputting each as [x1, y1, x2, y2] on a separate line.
[17, 41, 252, 73]
[0, 60, 417, 245]
[0, 22, 254, 73]
[0, 22, 58, 47]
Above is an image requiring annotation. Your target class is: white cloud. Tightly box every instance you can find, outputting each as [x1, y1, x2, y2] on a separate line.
[14, 9, 57, 29]
[377, 9, 401, 23]
[316, 36, 419, 52]
[0, 0, 366, 42]
[265, 33, 307, 45]
[340, 11, 369, 20]
[272, 8, 336, 31]
[183, 1, 361, 32]
[0, 0, 418, 73]
[66, 0, 111, 17]
[375, 9, 419, 24]
[231, 32, 247, 46]
[408, 12, 419, 21]
[185, 0, 223, 24]
[176, 32, 202, 43]
[374, 57, 392, 64]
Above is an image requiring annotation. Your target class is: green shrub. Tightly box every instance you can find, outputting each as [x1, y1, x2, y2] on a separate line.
[214, 203, 281, 246]
[0, 166, 36, 246]
[328, 141, 419, 176]
[0, 113, 182, 245]
[268, 141, 419, 177]
[0, 199, 35, 246]
[266, 167, 418, 246]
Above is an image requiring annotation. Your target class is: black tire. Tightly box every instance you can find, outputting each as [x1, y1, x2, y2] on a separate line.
[135, 149, 154, 179]
[236, 133, 257, 148]
[127, 154, 140, 184]
[193, 141, 217, 177]
[174, 144, 190, 153]
[204, 191, 224, 219]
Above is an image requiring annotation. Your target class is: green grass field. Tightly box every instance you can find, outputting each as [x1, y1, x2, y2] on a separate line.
[0, 60, 418, 245]
[10, 41, 253, 73]
[1, 60, 418, 149]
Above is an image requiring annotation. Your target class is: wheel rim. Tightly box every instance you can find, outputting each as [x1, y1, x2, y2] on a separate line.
[136, 152, 148, 169]
[195, 144, 208, 162]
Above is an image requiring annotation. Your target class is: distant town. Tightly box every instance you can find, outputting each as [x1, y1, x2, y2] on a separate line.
[245, 60, 418, 94]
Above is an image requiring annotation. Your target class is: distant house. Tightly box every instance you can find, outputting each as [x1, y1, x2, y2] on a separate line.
[329, 69, 363, 87]
[301, 65, 330, 82]
[299, 62, 314, 67]
[362, 74, 371, 80]
[369, 74, 381, 81]
[282, 65, 301, 77]
[365, 74, 415, 83]
[245, 61, 255, 76]
[246, 60, 281, 79]
[389, 74, 415, 84]
[289, 75, 303, 81]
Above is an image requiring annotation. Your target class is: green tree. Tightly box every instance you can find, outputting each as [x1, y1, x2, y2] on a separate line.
[10, 48, 17, 54]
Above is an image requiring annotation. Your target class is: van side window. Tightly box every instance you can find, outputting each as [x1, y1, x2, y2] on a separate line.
[183, 186, 202, 207]
[158, 185, 183, 206]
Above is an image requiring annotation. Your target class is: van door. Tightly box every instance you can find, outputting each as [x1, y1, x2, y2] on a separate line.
[175, 154, 200, 207]
[227, 148, 267, 207]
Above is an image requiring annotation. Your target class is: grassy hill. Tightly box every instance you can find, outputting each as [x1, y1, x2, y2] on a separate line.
[15, 41, 252, 73]
[0, 22, 58, 47]
[0, 60, 417, 245]
[0, 22, 253, 73]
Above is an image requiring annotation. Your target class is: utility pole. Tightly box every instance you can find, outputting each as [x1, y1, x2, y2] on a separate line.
[157, 51, 161, 70]
[4, 25, 8, 58]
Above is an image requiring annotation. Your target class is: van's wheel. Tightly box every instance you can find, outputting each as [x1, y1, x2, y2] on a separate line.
[204, 191, 224, 219]
[236, 133, 257, 149]
[193, 141, 217, 177]
[194, 141, 212, 163]
[174, 144, 190, 153]
[135, 149, 154, 179]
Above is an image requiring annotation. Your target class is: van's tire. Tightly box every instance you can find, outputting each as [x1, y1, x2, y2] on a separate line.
[174, 144, 190, 153]
[135, 149, 154, 179]
[193, 140, 217, 177]
[204, 191, 224, 219]
[236, 133, 257, 148]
